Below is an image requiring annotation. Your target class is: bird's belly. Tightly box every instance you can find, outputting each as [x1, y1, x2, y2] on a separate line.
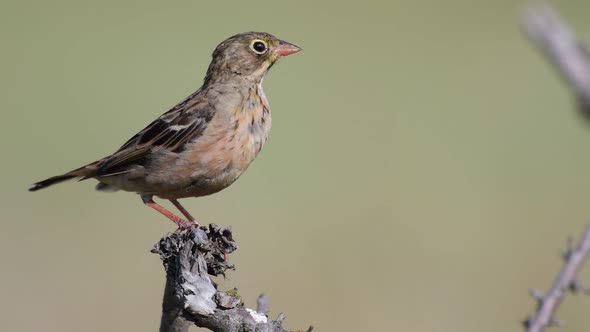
[176, 168, 244, 198]
[148, 117, 270, 199]
[164, 148, 260, 199]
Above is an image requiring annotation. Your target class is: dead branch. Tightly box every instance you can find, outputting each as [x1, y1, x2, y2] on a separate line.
[522, 224, 590, 332]
[522, 5, 590, 117]
[521, 6, 590, 331]
[152, 224, 312, 332]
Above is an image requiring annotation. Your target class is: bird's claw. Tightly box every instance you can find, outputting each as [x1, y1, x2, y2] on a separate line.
[175, 221, 200, 233]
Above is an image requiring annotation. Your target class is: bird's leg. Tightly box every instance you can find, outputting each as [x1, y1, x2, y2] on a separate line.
[141, 195, 194, 230]
[169, 198, 224, 258]
[168, 198, 228, 260]
[170, 199, 198, 224]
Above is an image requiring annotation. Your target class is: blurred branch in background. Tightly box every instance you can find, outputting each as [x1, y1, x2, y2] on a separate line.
[522, 5, 590, 117]
[152, 225, 312, 332]
[521, 5, 590, 332]
[522, 225, 590, 332]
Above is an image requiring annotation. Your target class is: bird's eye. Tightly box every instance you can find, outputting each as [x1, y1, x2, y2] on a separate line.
[250, 40, 268, 54]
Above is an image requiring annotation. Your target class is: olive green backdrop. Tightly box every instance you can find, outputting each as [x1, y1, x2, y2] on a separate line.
[2, 0, 590, 331]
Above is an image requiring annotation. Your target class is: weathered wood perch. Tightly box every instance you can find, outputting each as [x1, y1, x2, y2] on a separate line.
[152, 224, 312, 332]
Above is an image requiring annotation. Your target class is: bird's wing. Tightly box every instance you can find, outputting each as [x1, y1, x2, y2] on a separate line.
[93, 91, 215, 178]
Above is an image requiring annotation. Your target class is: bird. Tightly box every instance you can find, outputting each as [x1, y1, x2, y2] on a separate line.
[29, 32, 301, 229]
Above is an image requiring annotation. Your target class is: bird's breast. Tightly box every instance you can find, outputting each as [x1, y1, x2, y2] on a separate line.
[176, 87, 272, 196]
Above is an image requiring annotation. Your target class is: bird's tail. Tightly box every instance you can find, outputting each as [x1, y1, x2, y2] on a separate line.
[29, 162, 99, 192]
[29, 174, 78, 191]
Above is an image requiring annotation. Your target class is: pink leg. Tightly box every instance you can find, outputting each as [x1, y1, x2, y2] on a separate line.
[142, 196, 194, 229]
[170, 199, 197, 223]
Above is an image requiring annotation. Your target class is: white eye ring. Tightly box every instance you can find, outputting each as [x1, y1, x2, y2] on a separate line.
[250, 39, 268, 54]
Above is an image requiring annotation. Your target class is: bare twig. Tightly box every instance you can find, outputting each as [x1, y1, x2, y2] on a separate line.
[521, 5, 590, 117]
[521, 6, 590, 331]
[522, 224, 590, 332]
[152, 224, 310, 332]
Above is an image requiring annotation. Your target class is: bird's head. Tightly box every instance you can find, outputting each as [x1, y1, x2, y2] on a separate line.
[204, 32, 301, 84]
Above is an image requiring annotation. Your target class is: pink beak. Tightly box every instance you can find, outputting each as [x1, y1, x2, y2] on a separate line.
[275, 40, 302, 56]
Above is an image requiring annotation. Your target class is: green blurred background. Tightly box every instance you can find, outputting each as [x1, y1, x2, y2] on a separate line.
[2, 0, 590, 331]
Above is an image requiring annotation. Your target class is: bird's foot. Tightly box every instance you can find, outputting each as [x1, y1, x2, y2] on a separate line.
[175, 220, 200, 232]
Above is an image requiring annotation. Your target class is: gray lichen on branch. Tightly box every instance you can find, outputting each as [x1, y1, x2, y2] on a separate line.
[152, 224, 311, 332]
